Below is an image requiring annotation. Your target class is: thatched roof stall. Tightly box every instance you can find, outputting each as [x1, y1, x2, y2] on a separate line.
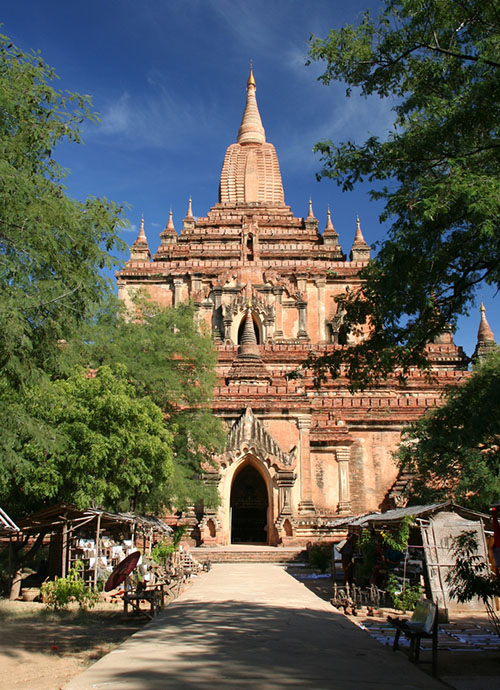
[2, 503, 172, 590]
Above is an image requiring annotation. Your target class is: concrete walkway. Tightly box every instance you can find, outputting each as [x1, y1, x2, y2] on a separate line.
[65, 564, 445, 690]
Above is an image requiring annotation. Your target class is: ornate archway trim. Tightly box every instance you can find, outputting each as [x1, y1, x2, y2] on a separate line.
[224, 407, 296, 468]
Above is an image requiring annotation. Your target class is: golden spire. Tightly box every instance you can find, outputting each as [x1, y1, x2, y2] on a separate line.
[247, 60, 256, 87]
[186, 197, 194, 219]
[237, 65, 266, 144]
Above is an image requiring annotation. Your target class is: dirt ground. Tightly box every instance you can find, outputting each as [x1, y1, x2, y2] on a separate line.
[0, 599, 147, 690]
[2, 572, 500, 690]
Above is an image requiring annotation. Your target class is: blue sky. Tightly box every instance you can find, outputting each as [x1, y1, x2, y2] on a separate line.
[2, 0, 497, 358]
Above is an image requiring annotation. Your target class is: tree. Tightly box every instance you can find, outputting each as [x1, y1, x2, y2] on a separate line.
[0, 32, 125, 464]
[64, 295, 226, 510]
[396, 350, 500, 512]
[0, 33, 223, 519]
[1, 365, 175, 516]
[307, 0, 500, 388]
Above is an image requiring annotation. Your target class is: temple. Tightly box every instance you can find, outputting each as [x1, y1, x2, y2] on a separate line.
[117, 69, 478, 546]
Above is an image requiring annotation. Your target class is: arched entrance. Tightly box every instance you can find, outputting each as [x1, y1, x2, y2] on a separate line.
[230, 464, 268, 544]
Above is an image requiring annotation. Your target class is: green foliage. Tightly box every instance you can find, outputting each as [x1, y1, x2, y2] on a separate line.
[64, 294, 225, 510]
[0, 31, 126, 509]
[2, 365, 175, 515]
[151, 526, 188, 564]
[357, 530, 378, 580]
[446, 530, 500, 605]
[397, 350, 500, 511]
[0, 31, 125, 387]
[307, 0, 500, 388]
[308, 543, 332, 573]
[0, 32, 223, 520]
[386, 573, 423, 612]
[41, 561, 99, 611]
[380, 515, 415, 551]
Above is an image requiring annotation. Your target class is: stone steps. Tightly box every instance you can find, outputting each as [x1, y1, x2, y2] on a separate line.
[191, 546, 306, 564]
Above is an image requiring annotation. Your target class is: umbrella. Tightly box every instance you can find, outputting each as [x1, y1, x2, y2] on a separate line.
[104, 551, 141, 592]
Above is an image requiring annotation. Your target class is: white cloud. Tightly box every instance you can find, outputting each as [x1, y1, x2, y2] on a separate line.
[98, 92, 132, 135]
[278, 86, 395, 174]
[90, 77, 219, 150]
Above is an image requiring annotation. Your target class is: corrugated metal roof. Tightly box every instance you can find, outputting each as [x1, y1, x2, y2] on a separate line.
[348, 501, 490, 528]
[0, 506, 19, 532]
[0, 503, 172, 537]
[323, 502, 491, 532]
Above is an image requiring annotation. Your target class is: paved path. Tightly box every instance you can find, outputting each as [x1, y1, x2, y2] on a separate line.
[65, 564, 445, 689]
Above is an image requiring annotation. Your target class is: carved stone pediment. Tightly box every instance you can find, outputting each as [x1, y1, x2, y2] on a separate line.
[263, 268, 298, 299]
[223, 293, 274, 321]
[225, 407, 296, 467]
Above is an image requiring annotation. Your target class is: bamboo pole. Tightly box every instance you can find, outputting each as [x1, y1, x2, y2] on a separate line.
[94, 513, 102, 590]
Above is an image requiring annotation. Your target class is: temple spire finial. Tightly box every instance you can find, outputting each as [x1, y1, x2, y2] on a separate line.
[138, 213, 146, 239]
[307, 198, 315, 220]
[186, 197, 194, 219]
[326, 206, 334, 230]
[473, 298, 497, 363]
[350, 215, 371, 261]
[129, 214, 151, 262]
[247, 60, 255, 87]
[354, 215, 365, 244]
[478, 299, 495, 343]
[167, 208, 175, 230]
[237, 65, 266, 144]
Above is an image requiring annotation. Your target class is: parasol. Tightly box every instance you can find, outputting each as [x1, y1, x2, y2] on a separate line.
[104, 550, 141, 592]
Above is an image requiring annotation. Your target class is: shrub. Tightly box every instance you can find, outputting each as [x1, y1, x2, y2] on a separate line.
[151, 526, 188, 565]
[386, 573, 423, 612]
[308, 543, 332, 573]
[41, 561, 99, 611]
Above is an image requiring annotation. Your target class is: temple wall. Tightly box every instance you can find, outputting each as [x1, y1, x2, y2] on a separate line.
[310, 451, 339, 512]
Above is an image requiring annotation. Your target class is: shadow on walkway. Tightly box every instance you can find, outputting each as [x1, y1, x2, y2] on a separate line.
[66, 564, 445, 690]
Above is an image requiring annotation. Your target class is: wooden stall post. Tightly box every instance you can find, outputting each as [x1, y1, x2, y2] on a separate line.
[94, 513, 102, 590]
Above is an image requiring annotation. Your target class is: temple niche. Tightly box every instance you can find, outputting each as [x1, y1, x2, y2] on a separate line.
[117, 69, 470, 546]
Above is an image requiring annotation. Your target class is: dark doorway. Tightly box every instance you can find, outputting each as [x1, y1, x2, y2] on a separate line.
[231, 464, 268, 544]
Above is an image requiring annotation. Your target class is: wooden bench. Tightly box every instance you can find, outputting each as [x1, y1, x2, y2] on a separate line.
[387, 599, 438, 677]
[122, 582, 164, 619]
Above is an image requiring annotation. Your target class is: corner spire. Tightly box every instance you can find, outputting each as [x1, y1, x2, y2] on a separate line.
[138, 214, 146, 240]
[473, 300, 497, 363]
[167, 208, 175, 230]
[158, 208, 177, 248]
[307, 198, 315, 220]
[354, 215, 365, 244]
[325, 207, 334, 231]
[129, 214, 151, 262]
[350, 215, 370, 261]
[478, 300, 495, 342]
[237, 66, 266, 145]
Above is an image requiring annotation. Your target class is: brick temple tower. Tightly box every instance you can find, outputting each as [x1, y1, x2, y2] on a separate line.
[117, 70, 467, 546]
